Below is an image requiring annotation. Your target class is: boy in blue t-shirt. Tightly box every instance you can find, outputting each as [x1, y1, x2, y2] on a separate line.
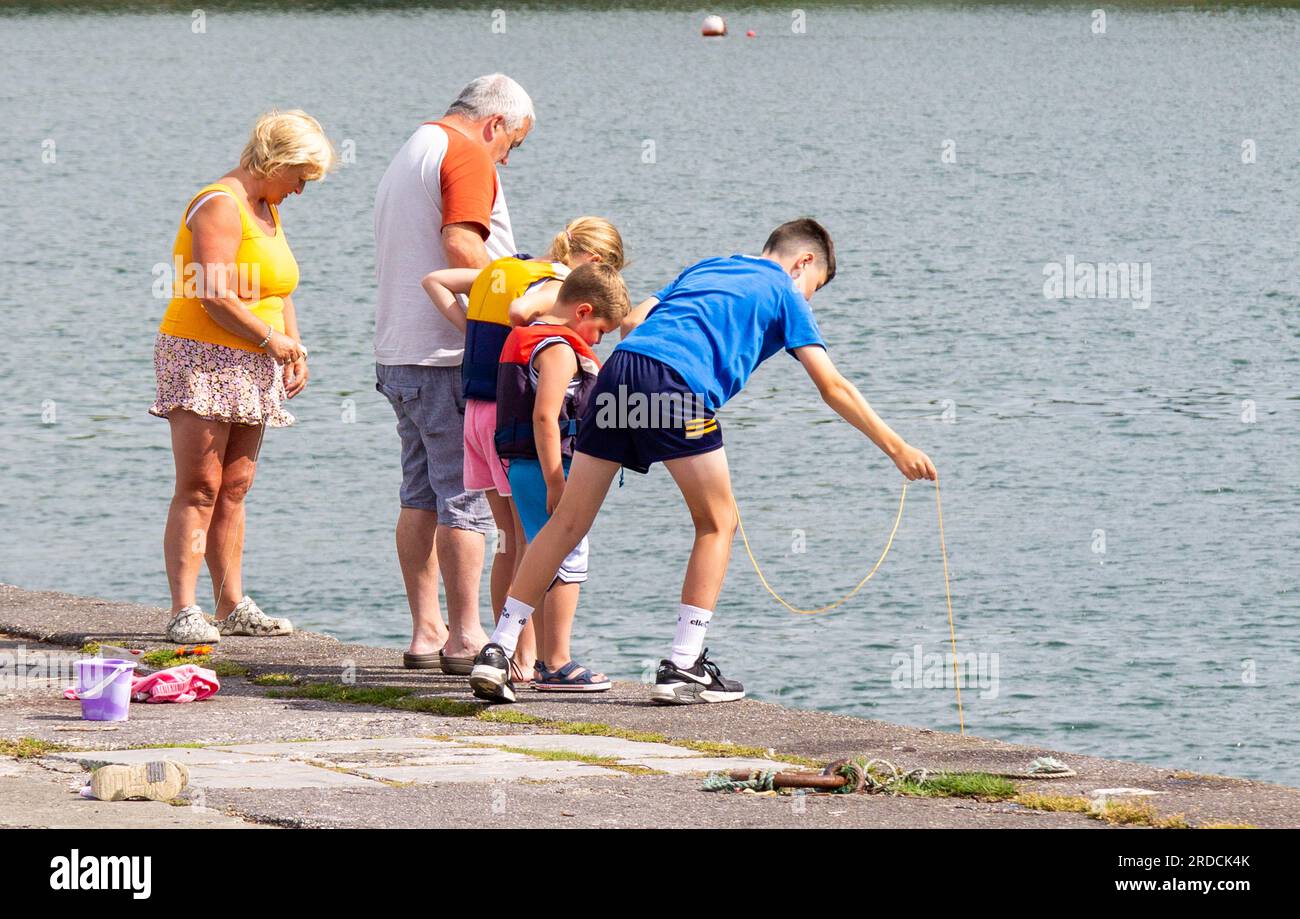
[469, 218, 937, 704]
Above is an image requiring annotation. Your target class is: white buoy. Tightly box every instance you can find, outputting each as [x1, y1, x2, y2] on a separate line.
[701, 15, 727, 37]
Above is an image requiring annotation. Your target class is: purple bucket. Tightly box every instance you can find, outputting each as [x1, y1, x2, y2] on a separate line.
[75, 659, 137, 721]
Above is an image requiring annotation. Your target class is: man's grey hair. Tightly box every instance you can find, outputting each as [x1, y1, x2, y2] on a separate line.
[445, 74, 535, 130]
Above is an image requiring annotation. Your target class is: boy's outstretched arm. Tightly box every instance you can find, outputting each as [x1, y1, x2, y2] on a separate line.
[421, 267, 482, 333]
[793, 345, 937, 481]
[619, 297, 658, 339]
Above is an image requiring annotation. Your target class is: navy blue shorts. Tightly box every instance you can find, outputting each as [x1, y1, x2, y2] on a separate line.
[575, 350, 722, 474]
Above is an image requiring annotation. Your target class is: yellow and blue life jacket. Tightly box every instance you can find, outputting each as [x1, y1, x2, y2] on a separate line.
[462, 256, 567, 400]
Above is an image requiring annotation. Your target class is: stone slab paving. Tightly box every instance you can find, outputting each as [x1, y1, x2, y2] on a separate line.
[454, 733, 705, 758]
[4, 587, 1299, 828]
[44, 735, 792, 791]
[0, 756, 263, 829]
[451, 733, 791, 775]
[47, 747, 386, 790]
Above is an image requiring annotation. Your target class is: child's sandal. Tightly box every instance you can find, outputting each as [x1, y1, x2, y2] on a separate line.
[534, 660, 611, 693]
[509, 658, 536, 688]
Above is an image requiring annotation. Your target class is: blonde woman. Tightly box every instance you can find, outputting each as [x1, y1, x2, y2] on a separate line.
[151, 110, 335, 643]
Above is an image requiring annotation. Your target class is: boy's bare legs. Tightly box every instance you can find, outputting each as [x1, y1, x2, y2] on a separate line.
[469, 453, 619, 701]
[663, 448, 737, 611]
[651, 447, 745, 705]
[485, 489, 535, 672]
[537, 581, 606, 681]
[504, 453, 621, 608]
[538, 582, 578, 669]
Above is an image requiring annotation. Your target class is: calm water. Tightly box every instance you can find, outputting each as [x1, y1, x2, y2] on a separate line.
[1, 6, 1296, 785]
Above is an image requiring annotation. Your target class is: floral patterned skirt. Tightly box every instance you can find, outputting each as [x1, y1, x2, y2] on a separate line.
[149, 332, 294, 427]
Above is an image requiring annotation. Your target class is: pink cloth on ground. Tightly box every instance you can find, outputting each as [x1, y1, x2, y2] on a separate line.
[63, 664, 220, 704]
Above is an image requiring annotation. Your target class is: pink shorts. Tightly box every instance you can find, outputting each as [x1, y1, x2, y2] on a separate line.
[463, 398, 511, 495]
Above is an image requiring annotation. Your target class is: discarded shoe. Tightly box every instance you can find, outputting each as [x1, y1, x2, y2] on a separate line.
[86, 760, 190, 802]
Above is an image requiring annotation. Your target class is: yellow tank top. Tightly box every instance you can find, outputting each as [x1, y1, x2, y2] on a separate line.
[159, 183, 299, 352]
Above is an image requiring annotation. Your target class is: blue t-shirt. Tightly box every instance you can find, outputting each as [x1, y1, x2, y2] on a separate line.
[616, 255, 826, 410]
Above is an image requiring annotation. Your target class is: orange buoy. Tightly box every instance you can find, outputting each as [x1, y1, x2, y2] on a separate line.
[701, 15, 727, 37]
[746, 30, 756, 38]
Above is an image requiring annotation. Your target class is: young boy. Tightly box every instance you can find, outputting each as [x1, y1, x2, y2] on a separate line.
[469, 263, 631, 702]
[470, 219, 936, 704]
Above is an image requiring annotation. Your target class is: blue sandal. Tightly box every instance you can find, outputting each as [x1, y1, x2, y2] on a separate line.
[534, 660, 612, 693]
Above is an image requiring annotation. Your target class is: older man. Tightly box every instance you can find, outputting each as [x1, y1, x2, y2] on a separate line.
[374, 74, 534, 671]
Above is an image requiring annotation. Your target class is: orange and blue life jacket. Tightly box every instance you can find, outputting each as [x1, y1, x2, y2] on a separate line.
[462, 256, 567, 400]
[495, 324, 601, 461]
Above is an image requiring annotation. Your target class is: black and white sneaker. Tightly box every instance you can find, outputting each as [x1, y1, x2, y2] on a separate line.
[649, 648, 745, 705]
[469, 643, 517, 703]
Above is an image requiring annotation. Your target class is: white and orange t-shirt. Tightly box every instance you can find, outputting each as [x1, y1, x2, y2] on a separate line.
[373, 121, 517, 366]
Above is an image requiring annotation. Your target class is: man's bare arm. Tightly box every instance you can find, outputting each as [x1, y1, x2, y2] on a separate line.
[441, 222, 491, 270]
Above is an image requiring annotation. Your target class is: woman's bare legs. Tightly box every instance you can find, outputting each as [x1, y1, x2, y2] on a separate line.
[206, 421, 264, 617]
[163, 410, 231, 613]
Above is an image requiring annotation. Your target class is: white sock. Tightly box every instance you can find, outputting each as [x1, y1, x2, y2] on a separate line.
[670, 603, 713, 668]
[490, 596, 534, 659]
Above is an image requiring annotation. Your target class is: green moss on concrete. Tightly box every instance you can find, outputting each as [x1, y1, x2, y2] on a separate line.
[0, 737, 75, 758]
[476, 709, 546, 726]
[266, 681, 481, 717]
[250, 672, 299, 686]
[1014, 792, 1092, 814]
[138, 648, 245, 678]
[1014, 792, 1191, 828]
[212, 660, 250, 678]
[1099, 799, 1190, 829]
[474, 710, 819, 767]
[897, 772, 1018, 800]
[142, 648, 205, 668]
[461, 740, 669, 776]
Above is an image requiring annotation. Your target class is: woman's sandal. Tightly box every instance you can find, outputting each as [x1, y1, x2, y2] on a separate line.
[534, 660, 612, 693]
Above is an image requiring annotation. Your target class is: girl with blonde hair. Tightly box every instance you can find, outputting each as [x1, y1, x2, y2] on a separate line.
[417, 217, 624, 676]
